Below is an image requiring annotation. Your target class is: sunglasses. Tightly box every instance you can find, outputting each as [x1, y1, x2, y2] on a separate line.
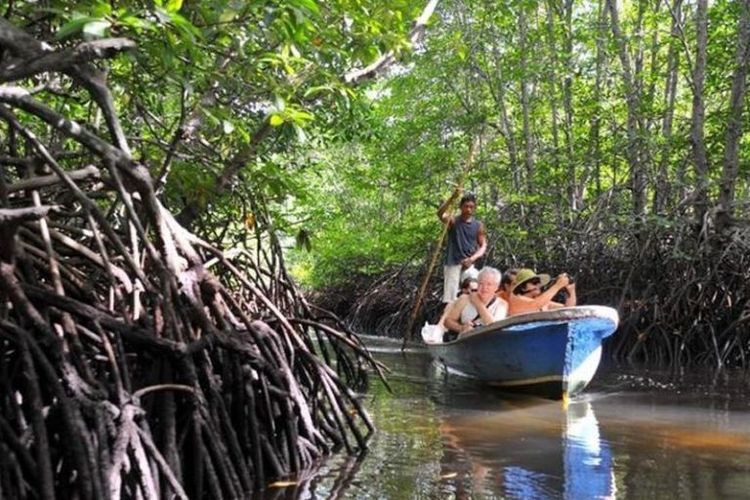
[521, 280, 541, 294]
[469, 287, 479, 292]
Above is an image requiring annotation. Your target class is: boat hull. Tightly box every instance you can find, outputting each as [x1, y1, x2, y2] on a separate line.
[425, 306, 619, 398]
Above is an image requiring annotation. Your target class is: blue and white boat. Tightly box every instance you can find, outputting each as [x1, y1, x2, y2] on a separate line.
[423, 306, 619, 398]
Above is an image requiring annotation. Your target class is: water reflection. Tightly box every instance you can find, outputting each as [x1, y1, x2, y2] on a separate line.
[436, 399, 615, 499]
[564, 401, 614, 499]
[258, 340, 750, 499]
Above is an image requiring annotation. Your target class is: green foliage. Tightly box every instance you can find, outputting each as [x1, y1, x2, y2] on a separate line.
[8, 0, 425, 252]
[285, 0, 750, 287]
[6, 0, 750, 291]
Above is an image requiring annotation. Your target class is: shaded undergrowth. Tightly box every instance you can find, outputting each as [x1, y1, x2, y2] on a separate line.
[313, 221, 750, 370]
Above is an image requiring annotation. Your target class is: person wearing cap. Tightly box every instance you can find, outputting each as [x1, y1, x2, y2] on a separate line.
[443, 267, 507, 336]
[437, 188, 487, 303]
[508, 268, 577, 316]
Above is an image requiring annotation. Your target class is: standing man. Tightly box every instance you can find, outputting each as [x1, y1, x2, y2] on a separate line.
[437, 189, 487, 303]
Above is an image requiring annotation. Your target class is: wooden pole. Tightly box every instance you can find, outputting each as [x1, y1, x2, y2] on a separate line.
[402, 135, 482, 348]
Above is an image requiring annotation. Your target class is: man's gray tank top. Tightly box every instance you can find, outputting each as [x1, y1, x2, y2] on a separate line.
[445, 216, 481, 266]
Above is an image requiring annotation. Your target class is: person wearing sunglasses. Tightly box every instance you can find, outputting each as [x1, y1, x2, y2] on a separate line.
[443, 267, 507, 336]
[437, 277, 479, 337]
[508, 268, 577, 316]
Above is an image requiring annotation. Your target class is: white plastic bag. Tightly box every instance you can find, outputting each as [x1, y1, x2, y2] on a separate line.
[420, 322, 445, 344]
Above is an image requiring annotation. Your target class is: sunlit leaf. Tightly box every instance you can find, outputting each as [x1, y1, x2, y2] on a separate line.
[91, 1, 112, 17]
[82, 20, 111, 39]
[166, 0, 183, 13]
[56, 15, 99, 40]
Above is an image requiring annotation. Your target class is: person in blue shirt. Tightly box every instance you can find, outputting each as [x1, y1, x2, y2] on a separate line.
[437, 189, 487, 304]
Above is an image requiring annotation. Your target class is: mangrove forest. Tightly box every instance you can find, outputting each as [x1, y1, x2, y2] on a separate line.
[1, 0, 750, 498]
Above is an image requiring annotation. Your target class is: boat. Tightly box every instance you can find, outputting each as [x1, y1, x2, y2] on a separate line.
[423, 305, 619, 398]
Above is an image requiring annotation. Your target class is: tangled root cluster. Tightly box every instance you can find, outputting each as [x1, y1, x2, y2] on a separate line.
[0, 19, 382, 499]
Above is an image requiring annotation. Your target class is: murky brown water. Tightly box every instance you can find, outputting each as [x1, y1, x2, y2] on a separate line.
[262, 336, 750, 499]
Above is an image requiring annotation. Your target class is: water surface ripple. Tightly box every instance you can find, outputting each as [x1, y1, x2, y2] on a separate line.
[263, 337, 750, 499]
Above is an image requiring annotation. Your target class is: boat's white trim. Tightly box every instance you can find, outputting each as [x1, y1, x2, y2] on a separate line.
[455, 305, 619, 342]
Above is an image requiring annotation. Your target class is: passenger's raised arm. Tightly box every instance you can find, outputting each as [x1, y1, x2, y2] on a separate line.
[508, 269, 571, 315]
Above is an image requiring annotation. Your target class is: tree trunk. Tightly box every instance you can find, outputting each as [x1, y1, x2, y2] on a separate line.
[586, 0, 609, 199]
[488, 44, 521, 195]
[654, 0, 683, 214]
[690, 0, 710, 227]
[561, 0, 578, 212]
[716, 0, 750, 233]
[545, 0, 563, 222]
[607, 0, 647, 217]
[518, 8, 535, 196]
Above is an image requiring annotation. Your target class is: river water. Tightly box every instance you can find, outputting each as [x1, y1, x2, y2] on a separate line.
[264, 336, 750, 499]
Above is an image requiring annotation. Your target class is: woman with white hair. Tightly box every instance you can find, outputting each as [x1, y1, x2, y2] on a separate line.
[443, 267, 508, 337]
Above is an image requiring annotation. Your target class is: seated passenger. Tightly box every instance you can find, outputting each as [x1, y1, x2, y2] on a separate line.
[438, 277, 479, 330]
[508, 268, 577, 316]
[496, 268, 518, 302]
[443, 267, 507, 336]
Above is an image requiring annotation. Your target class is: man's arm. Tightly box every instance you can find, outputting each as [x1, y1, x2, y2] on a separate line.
[460, 222, 487, 267]
[444, 295, 471, 333]
[437, 187, 462, 224]
[469, 293, 496, 326]
[437, 300, 456, 328]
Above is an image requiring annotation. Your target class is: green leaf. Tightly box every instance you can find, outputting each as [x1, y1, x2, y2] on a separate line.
[270, 114, 285, 126]
[288, 109, 314, 124]
[274, 95, 286, 111]
[83, 20, 111, 39]
[117, 14, 153, 31]
[166, 0, 184, 13]
[91, 1, 112, 17]
[56, 16, 99, 40]
[154, 6, 171, 23]
[219, 9, 237, 23]
[202, 108, 221, 127]
[169, 12, 202, 40]
[292, 0, 320, 16]
[303, 85, 332, 98]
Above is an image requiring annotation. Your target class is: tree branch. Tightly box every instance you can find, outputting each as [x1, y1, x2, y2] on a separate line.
[0, 17, 132, 154]
[344, 0, 440, 83]
[0, 205, 57, 226]
[0, 38, 135, 83]
[6, 165, 100, 193]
